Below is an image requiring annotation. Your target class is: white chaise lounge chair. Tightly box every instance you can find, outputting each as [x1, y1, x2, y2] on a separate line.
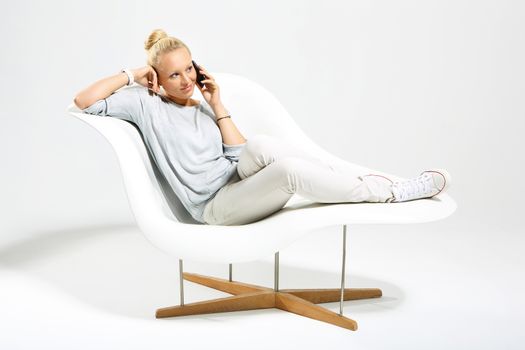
[67, 72, 457, 331]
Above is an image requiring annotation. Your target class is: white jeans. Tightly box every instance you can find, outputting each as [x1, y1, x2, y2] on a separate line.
[202, 134, 395, 225]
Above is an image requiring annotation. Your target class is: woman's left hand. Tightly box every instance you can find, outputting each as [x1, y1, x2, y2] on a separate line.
[196, 66, 221, 107]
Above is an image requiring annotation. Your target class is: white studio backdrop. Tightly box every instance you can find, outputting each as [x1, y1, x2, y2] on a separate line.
[0, 0, 523, 246]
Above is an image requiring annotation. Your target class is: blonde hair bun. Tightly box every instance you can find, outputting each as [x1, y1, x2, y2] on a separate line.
[144, 29, 168, 51]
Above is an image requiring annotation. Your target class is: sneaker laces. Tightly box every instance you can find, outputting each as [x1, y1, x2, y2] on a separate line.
[392, 173, 433, 201]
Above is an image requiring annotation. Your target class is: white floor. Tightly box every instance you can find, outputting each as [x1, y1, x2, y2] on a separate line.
[1, 220, 523, 349]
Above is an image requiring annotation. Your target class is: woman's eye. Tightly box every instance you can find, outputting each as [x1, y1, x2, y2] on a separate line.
[171, 67, 192, 78]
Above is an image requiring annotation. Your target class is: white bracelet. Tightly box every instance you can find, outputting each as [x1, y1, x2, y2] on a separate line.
[121, 68, 134, 86]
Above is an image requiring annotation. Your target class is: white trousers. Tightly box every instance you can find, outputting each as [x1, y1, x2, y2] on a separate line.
[202, 134, 396, 225]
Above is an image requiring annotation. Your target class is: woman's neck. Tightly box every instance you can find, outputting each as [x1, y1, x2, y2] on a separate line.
[162, 93, 199, 107]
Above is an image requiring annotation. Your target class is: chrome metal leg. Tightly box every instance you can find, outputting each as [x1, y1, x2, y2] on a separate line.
[274, 252, 279, 291]
[229, 263, 232, 282]
[340, 225, 347, 315]
[179, 259, 184, 306]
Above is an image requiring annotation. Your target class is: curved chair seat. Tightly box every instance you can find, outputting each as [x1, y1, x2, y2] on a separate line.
[67, 72, 457, 331]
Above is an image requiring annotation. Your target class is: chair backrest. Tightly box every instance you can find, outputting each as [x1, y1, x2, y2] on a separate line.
[68, 103, 195, 225]
[206, 73, 314, 147]
[68, 73, 335, 228]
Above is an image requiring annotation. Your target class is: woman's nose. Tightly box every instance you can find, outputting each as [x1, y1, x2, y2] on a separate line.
[181, 74, 191, 84]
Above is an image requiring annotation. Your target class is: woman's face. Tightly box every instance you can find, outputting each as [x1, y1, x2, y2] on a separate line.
[156, 48, 196, 101]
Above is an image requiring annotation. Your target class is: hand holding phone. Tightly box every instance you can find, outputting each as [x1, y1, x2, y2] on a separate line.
[192, 60, 207, 88]
[192, 61, 221, 107]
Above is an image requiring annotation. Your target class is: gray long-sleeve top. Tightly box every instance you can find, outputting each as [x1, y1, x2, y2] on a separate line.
[82, 85, 246, 224]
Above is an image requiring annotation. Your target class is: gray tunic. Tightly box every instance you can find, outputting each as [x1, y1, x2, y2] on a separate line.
[82, 85, 246, 223]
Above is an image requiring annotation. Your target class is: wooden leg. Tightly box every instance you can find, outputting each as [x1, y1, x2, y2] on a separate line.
[275, 292, 358, 331]
[156, 272, 382, 331]
[279, 288, 382, 304]
[156, 291, 275, 318]
[182, 272, 273, 295]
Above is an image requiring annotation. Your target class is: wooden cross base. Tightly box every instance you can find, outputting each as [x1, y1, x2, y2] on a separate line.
[156, 272, 382, 331]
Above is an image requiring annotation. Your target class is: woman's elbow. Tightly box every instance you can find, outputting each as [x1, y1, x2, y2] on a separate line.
[73, 96, 89, 110]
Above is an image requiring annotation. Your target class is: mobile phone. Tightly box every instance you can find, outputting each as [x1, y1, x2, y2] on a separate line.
[192, 60, 207, 88]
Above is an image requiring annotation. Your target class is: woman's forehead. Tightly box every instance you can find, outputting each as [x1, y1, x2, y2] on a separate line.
[158, 49, 191, 73]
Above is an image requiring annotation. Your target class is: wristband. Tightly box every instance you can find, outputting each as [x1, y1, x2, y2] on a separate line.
[121, 68, 134, 86]
[216, 115, 231, 123]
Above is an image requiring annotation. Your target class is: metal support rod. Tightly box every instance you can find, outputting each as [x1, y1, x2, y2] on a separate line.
[274, 252, 279, 291]
[229, 263, 232, 282]
[179, 259, 184, 306]
[340, 225, 347, 316]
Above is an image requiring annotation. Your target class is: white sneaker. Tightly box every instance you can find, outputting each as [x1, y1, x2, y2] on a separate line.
[390, 168, 452, 203]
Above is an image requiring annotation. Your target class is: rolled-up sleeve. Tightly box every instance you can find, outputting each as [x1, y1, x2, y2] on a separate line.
[223, 142, 247, 162]
[82, 85, 146, 124]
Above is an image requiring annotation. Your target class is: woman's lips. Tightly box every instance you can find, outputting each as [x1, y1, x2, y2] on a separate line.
[181, 84, 193, 91]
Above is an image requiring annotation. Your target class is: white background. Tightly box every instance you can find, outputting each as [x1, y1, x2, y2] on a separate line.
[1, 0, 524, 348]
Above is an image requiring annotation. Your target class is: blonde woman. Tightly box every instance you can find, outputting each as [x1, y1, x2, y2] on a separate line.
[74, 29, 452, 226]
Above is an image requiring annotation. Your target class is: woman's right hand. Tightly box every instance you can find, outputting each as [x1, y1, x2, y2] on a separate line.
[132, 66, 160, 93]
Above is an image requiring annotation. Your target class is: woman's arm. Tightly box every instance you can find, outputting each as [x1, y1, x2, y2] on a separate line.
[73, 67, 158, 110]
[193, 65, 246, 146]
[212, 102, 247, 145]
[74, 72, 130, 110]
